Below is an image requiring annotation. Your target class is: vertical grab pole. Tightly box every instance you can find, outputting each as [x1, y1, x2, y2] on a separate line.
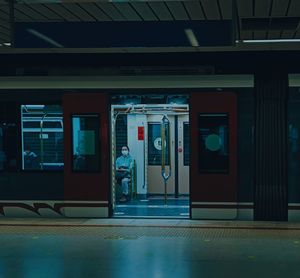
[111, 111, 118, 210]
[161, 115, 171, 205]
[161, 120, 166, 204]
[40, 113, 47, 170]
[168, 118, 172, 194]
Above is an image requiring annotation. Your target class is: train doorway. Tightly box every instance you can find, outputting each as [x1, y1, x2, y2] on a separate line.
[111, 99, 190, 218]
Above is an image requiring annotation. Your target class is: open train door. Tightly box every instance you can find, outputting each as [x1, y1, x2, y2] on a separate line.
[190, 92, 237, 219]
[63, 93, 109, 217]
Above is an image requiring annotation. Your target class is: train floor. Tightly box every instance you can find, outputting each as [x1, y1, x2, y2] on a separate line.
[113, 195, 190, 218]
[0, 219, 300, 278]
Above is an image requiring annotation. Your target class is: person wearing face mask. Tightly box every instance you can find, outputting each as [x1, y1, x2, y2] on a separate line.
[116, 146, 133, 202]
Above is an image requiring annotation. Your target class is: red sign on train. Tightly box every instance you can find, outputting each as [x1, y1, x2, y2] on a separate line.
[138, 126, 144, 140]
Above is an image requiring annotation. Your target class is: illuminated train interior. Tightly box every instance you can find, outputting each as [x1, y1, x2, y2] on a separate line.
[111, 95, 190, 218]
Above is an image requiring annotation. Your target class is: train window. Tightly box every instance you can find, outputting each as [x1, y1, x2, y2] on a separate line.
[183, 123, 190, 166]
[198, 113, 229, 173]
[21, 105, 64, 171]
[0, 102, 18, 171]
[72, 114, 101, 172]
[23, 121, 62, 129]
[116, 114, 128, 156]
[148, 123, 170, 166]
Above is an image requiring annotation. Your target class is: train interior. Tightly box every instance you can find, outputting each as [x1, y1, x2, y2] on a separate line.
[111, 95, 190, 218]
[21, 104, 64, 171]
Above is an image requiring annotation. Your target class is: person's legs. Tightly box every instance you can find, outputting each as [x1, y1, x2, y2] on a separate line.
[121, 178, 129, 195]
[119, 178, 130, 202]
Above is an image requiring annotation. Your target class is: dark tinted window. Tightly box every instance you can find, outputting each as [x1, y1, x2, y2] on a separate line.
[72, 114, 101, 172]
[0, 102, 18, 171]
[116, 114, 127, 157]
[198, 114, 229, 173]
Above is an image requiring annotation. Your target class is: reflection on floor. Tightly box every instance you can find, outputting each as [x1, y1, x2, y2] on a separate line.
[1, 221, 300, 278]
[113, 196, 190, 218]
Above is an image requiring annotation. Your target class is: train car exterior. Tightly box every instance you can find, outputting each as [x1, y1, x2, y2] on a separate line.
[0, 73, 299, 221]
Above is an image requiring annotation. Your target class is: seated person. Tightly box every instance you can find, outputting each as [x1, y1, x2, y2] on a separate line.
[23, 147, 38, 169]
[116, 146, 133, 202]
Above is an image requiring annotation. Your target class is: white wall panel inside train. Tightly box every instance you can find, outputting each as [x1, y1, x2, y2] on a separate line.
[127, 114, 147, 195]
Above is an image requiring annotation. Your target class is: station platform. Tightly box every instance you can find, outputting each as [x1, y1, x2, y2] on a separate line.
[0, 218, 300, 278]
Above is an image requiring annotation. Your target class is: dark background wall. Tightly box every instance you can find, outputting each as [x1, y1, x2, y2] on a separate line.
[288, 87, 300, 204]
[237, 88, 254, 203]
[0, 50, 300, 76]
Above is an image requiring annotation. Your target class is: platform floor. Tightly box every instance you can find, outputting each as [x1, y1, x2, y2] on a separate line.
[0, 219, 300, 278]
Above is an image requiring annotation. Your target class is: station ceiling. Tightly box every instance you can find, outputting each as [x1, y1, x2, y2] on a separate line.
[0, 0, 300, 51]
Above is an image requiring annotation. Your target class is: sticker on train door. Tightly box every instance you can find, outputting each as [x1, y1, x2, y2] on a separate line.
[138, 126, 144, 140]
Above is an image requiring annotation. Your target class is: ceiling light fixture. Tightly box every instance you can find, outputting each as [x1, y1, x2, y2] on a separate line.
[236, 39, 300, 43]
[185, 29, 199, 47]
[0, 42, 11, 47]
[27, 29, 64, 48]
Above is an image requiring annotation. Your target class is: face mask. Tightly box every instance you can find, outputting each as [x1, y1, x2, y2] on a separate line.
[122, 150, 128, 156]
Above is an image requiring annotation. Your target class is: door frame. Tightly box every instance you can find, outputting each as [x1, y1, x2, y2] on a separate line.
[109, 102, 190, 218]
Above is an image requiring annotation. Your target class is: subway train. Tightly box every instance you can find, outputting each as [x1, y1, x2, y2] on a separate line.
[0, 74, 300, 221]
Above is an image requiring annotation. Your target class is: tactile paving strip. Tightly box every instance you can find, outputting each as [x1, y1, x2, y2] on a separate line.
[0, 226, 300, 240]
